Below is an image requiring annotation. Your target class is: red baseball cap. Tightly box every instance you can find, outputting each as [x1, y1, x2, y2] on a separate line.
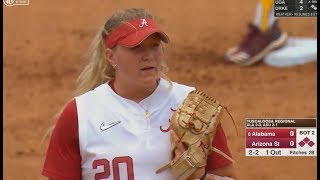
[104, 18, 169, 49]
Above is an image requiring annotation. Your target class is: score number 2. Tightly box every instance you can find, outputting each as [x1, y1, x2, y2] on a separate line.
[93, 156, 134, 180]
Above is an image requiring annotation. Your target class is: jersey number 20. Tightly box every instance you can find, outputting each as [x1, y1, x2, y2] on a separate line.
[92, 156, 134, 180]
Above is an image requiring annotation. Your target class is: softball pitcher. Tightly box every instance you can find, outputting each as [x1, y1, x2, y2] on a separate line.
[42, 8, 236, 180]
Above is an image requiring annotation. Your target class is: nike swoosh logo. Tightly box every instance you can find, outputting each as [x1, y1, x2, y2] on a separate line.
[100, 121, 121, 131]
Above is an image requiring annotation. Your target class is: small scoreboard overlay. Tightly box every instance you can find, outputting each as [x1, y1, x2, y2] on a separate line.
[274, 0, 317, 17]
[245, 118, 317, 156]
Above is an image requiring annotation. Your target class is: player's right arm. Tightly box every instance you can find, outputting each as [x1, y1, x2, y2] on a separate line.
[42, 99, 82, 179]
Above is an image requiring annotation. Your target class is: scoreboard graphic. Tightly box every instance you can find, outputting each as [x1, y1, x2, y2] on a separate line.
[274, 0, 317, 17]
[245, 118, 317, 156]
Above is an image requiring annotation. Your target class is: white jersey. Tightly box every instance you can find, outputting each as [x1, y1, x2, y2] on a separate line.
[75, 78, 195, 180]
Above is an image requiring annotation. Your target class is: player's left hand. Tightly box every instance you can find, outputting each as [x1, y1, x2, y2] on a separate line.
[170, 130, 207, 180]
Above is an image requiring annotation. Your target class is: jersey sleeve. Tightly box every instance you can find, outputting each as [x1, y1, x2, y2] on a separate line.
[42, 99, 82, 179]
[206, 123, 233, 171]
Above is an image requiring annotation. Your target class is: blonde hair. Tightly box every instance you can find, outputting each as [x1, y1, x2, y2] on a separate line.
[74, 8, 171, 96]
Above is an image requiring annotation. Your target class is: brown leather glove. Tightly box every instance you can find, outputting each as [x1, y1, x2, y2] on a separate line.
[156, 90, 234, 180]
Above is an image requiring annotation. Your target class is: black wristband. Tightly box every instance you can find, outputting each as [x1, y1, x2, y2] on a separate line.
[199, 171, 207, 180]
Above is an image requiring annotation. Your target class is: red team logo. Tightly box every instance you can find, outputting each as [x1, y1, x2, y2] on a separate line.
[159, 108, 177, 132]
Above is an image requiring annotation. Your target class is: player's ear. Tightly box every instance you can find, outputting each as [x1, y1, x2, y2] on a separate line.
[105, 48, 116, 66]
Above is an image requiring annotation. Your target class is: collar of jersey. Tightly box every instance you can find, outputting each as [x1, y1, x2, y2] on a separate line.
[102, 78, 171, 114]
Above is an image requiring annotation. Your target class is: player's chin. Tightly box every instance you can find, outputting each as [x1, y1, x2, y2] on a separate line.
[138, 72, 160, 85]
[140, 75, 159, 85]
